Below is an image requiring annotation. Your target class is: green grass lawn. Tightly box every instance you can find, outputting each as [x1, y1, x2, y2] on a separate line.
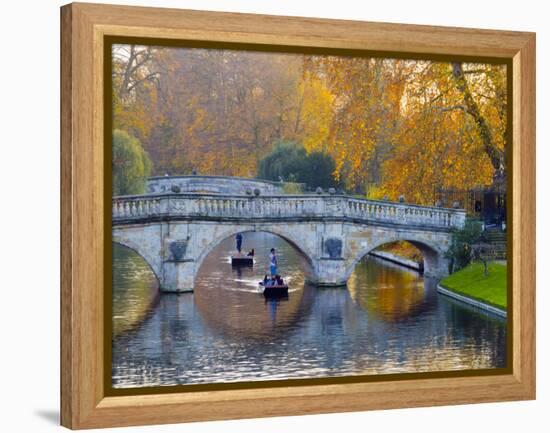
[440, 262, 507, 310]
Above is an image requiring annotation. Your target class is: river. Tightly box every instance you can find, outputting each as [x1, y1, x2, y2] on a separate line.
[112, 231, 507, 388]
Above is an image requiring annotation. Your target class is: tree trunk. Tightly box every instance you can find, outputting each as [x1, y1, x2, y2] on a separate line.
[119, 45, 136, 98]
[451, 63, 504, 172]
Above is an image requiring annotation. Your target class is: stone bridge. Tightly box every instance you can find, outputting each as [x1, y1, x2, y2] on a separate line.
[112, 191, 466, 292]
[146, 175, 288, 195]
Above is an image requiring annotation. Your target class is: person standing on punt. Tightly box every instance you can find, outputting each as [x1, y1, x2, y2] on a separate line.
[269, 248, 278, 276]
[235, 233, 243, 254]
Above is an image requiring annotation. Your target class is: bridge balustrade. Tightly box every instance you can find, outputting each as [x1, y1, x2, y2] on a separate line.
[112, 194, 465, 229]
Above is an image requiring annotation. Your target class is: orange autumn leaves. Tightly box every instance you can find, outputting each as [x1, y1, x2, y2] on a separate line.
[113, 45, 507, 204]
[376, 62, 505, 203]
[303, 58, 506, 202]
[380, 106, 495, 204]
[302, 57, 408, 192]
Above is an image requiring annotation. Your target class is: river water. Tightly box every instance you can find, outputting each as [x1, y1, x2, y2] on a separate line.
[112, 232, 507, 388]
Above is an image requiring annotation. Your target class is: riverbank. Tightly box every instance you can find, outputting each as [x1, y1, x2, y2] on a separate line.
[438, 262, 507, 317]
[113, 233, 508, 387]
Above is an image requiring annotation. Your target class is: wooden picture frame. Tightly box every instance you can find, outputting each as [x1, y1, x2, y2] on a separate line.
[61, 2, 535, 429]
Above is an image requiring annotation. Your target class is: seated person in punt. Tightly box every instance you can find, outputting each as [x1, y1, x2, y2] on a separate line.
[261, 275, 286, 287]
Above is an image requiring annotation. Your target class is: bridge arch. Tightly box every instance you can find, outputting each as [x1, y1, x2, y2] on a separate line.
[112, 238, 162, 284]
[344, 235, 449, 281]
[193, 225, 317, 282]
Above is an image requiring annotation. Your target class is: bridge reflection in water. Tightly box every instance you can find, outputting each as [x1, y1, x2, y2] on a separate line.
[112, 232, 506, 388]
[112, 245, 160, 338]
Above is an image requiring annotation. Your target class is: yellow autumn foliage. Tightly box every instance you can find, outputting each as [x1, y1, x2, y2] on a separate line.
[112, 45, 507, 203]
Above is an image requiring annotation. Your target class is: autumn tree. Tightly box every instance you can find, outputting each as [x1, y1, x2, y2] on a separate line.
[111, 44, 507, 205]
[112, 45, 163, 143]
[301, 57, 413, 193]
[135, 48, 310, 177]
[379, 62, 506, 204]
[451, 62, 507, 172]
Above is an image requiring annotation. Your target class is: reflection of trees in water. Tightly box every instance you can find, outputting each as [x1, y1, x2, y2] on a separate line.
[112, 235, 508, 388]
[195, 284, 316, 341]
[438, 296, 508, 366]
[347, 256, 435, 323]
[194, 232, 317, 341]
[112, 243, 160, 338]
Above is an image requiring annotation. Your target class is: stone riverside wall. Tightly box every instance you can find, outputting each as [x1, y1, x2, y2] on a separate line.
[437, 284, 507, 317]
